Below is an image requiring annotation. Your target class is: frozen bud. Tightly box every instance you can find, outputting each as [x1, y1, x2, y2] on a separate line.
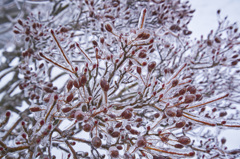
[92, 40, 98, 46]
[129, 60, 133, 66]
[73, 79, 80, 88]
[135, 118, 142, 122]
[137, 137, 146, 147]
[115, 122, 122, 128]
[175, 120, 186, 128]
[219, 111, 227, 117]
[110, 149, 119, 158]
[62, 107, 72, 113]
[154, 113, 160, 118]
[171, 79, 179, 87]
[231, 60, 238, 66]
[170, 24, 181, 32]
[75, 111, 84, 121]
[92, 137, 102, 148]
[166, 109, 176, 117]
[43, 87, 53, 93]
[18, 19, 23, 25]
[177, 136, 191, 145]
[221, 137, 226, 144]
[138, 51, 147, 58]
[117, 145, 123, 150]
[148, 61, 156, 72]
[184, 94, 196, 103]
[100, 78, 109, 92]
[83, 124, 91, 132]
[30, 107, 41, 112]
[66, 93, 74, 103]
[174, 144, 184, 149]
[125, 125, 131, 130]
[215, 37, 221, 43]
[176, 109, 183, 117]
[79, 74, 87, 87]
[121, 109, 132, 119]
[108, 127, 114, 134]
[142, 61, 147, 66]
[105, 23, 113, 32]
[67, 80, 73, 91]
[136, 66, 142, 74]
[111, 131, 120, 138]
[141, 33, 150, 40]
[6, 111, 11, 117]
[195, 94, 203, 101]
[183, 30, 192, 35]
[187, 86, 197, 94]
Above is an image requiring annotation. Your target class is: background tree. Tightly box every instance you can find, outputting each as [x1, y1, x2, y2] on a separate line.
[0, 0, 240, 158]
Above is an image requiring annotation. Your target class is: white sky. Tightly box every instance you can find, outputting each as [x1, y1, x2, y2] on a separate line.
[189, 0, 240, 38]
[190, 0, 240, 151]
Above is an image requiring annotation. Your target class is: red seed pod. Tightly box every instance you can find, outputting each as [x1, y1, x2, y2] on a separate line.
[154, 113, 160, 118]
[219, 111, 227, 117]
[40, 120, 44, 126]
[175, 120, 186, 128]
[43, 87, 53, 93]
[174, 144, 184, 149]
[137, 137, 146, 147]
[100, 78, 109, 92]
[83, 124, 92, 132]
[231, 60, 238, 66]
[92, 40, 98, 46]
[221, 137, 226, 144]
[166, 109, 176, 117]
[129, 60, 133, 66]
[142, 33, 150, 40]
[187, 86, 197, 94]
[73, 79, 80, 88]
[177, 136, 191, 145]
[138, 51, 147, 58]
[176, 109, 183, 117]
[142, 61, 147, 66]
[22, 133, 27, 139]
[125, 125, 131, 130]
[171, 79, 179, 87]
[232, 54, 239, 59]
[18, 19, 23, 25]
[5, 111, 11, 117]
[184, 94, 196, 103]
[92, 136, 102, 148]
[29, 107, 41, 112]
[108, 127, 114, 134]
[75, 111, 84, 121]
[117, 145, 123, 150]
[14, 30, 20, 34]
[111, 131, 120, 138]
[215, 37, 221, 43]
[121, 109, 132, 119]
[67, 80, 73, 91]
[105, 23, 113, 32]
[148, 61, 156, 72]
[110, 150, 119, 158]
[62, 107, 72, 113]
[115, 122, 122, 128]
[136, 66, 142, 74]
[66, 93, 74, 103]
[195, 94, 203, 101]
[188, 152, 195, 157]
[79, 74, 87, 87]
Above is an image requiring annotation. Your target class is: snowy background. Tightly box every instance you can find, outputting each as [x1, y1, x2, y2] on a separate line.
[189, 0, 240, 38]
[190, 0, 240, 152]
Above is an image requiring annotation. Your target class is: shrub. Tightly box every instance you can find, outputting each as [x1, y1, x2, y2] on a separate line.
[1, 0, 240, 158]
